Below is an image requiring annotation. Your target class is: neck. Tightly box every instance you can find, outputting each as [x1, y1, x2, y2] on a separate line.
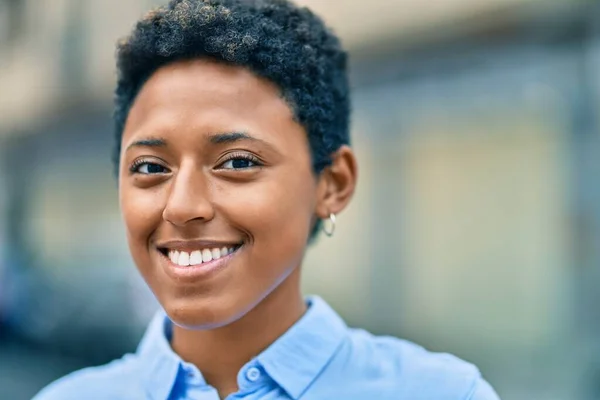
[171, 269, 306, 398]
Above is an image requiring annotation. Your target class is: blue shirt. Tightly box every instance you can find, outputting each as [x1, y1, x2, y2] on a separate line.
[34, 296, 500, 399]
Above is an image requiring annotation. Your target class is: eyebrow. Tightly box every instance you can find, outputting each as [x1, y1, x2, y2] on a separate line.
[126, 138, 167, 151]
[125, 132, 273, 151]
[208, 131, 277, 152]
[208, 132, 260, 145]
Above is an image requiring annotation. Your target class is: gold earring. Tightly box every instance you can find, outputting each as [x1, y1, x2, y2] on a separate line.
[322, 213, 336, 237]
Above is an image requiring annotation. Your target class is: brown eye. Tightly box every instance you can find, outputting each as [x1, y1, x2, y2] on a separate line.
[218, 155, 262, 170]
[131, 161, 169, 174]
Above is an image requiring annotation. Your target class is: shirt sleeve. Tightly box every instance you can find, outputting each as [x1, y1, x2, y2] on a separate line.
[468, 378, 501, 400]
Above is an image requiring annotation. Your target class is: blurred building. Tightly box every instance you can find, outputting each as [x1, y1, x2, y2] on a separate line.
[1, 0, 600, 399]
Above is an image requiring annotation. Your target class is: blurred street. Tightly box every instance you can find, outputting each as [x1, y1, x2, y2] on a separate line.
[0, 337, 88, 400]
[2, 0, 600, 399]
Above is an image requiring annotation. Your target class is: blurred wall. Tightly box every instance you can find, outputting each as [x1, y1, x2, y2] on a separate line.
[1, 1, 600, 400]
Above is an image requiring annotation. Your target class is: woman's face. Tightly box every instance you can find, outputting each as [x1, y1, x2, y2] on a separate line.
[119, 59, 346, 329]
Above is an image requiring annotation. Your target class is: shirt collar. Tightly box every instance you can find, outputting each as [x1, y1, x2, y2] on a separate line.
[136, 310, 181, 400]
[257, 295, 348, 399]
[135, 296, 348, 400]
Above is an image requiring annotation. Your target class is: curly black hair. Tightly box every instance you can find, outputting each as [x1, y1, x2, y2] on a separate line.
[113, 0, 350, 175]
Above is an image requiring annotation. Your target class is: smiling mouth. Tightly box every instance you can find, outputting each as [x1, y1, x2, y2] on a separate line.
[158, 244, 243, 267]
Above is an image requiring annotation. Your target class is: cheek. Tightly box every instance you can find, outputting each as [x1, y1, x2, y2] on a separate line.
[221, 170, 316, 254]
[119, 186, 163, 253]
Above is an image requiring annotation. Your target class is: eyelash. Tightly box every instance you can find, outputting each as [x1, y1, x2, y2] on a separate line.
[129, 159, 168, 174]
[128, 153, 262, 175]
[217, 152, 263, 169]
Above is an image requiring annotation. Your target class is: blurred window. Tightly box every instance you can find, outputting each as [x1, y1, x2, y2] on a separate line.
[0, 0, 25, 48]
[59, 0, 87, 90]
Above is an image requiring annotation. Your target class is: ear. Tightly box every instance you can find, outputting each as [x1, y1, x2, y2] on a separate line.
[315, 145, 358, 219]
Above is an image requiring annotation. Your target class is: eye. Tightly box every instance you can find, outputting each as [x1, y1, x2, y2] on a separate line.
[218, 154, 262, 170]
[130, 161, 169, 175]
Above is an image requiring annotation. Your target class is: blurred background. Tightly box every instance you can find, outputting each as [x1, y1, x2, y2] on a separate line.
[1, 0, 600, 398]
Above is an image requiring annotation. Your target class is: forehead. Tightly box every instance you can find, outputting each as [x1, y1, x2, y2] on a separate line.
[123, 59, 300, 142]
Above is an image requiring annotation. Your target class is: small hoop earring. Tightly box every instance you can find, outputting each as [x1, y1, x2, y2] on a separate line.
[322, 213, 336, 237]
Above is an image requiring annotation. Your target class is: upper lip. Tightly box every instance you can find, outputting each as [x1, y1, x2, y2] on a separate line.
[156, 239, 243, 252]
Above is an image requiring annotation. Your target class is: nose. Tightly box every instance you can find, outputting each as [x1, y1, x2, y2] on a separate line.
[162, 165, 215, 226]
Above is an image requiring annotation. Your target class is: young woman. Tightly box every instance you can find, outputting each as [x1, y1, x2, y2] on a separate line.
[35, 1, 500, 399]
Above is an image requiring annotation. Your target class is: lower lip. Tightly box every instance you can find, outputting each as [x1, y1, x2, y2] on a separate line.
[158, 247, 240, 283]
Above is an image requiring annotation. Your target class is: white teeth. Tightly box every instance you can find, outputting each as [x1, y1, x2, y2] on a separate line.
[190, 250, 203, 266]
[202, 249, 213, 263]
[178, 251, 190, 266]
[167, 246, 238, 266]
[169, 250, 179, 264]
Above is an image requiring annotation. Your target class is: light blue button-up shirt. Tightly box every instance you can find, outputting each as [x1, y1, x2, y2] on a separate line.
[34, 297, 500, 399]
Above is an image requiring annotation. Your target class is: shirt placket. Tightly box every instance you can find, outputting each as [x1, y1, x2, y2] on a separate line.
[182, 363, 221, 400]
[224, 362, 267, 399]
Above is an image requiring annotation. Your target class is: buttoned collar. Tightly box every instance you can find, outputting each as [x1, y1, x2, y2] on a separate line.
[135, 296, 348, 399]
[136, 309, 181, 400]
[256, 296, 348, 398]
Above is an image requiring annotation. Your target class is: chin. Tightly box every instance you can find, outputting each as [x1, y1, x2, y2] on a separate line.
[163, 296, 249, 330]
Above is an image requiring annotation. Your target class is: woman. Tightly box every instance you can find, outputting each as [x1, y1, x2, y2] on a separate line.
[35, 1, 500, 399]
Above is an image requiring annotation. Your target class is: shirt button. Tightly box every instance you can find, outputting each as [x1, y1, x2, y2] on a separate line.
[245, 367, 261, 382]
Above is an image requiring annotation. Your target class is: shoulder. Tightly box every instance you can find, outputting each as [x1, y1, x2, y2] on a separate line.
[468, 378, 501, 400]
[32, 354, 144, 400]
[334, 329, 500, 399]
